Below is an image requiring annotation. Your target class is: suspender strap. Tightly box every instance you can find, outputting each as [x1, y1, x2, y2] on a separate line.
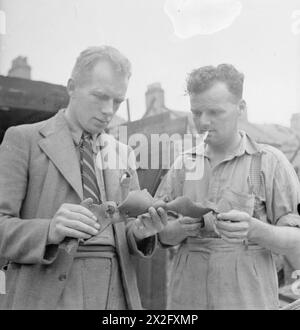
[249, 153, 262, 196]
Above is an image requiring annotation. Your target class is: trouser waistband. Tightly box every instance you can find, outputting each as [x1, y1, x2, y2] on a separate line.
[75, 245, 116, 258]
[186, 237, 266, 253]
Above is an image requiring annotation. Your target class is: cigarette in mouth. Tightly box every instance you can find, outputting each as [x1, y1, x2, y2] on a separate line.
[203, 131, 208, 141]
[120, 171, 131, 183]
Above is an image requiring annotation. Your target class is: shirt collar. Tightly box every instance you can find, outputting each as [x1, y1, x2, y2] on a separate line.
[62, 109, 103, 148]
[185, 130, 262, 159]
[234, 130, 262, 156]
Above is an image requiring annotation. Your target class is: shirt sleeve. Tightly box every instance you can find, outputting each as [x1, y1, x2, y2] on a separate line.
[263, 146, 300, 225]
[125, 146, 159, 257]
[0, 126, 56, 264]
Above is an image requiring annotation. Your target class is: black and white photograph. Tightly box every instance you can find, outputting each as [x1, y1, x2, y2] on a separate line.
[0, 0, 300, 315]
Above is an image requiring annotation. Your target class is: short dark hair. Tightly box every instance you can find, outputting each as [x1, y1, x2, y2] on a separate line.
[186, 64, 244, 100]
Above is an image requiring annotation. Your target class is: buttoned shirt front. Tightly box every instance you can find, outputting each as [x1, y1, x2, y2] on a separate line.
[155, 130, 300, 309]
[156, 131, 300, 235]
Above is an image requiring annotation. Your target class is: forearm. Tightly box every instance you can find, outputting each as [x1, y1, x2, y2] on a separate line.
[158, 219, 187, 246]
[0, 127, 55, 264]
[249, 217, 300, 269]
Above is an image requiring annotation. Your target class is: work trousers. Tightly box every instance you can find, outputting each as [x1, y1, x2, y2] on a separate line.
[56, 251, 127, 310]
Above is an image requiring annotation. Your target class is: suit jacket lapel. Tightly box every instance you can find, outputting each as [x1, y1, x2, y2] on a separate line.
[38, 110, 83, 200]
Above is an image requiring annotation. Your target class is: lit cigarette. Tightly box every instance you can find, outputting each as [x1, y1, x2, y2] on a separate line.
[203, 131, 208, 141]
[120, 171, 131, 184]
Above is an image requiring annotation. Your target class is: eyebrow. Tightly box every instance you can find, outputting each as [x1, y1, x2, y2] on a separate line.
[90, 90, 125, 103]
[114, 97, 125, 104]
[191, 107, 225, 112]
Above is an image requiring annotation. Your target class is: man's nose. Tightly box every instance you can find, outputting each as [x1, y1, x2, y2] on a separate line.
[200, 112, 210, 128]
[101, 99, 114, 116]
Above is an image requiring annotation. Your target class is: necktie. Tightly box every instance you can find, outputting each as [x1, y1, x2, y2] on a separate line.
[79, 132, 101, 204]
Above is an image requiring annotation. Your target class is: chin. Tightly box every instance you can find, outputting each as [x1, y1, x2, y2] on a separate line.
[89, 123, 105, 134]
[92, 129, 105, 135]
[206, 136, 218, 146]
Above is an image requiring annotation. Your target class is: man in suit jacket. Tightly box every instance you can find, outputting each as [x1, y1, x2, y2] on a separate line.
[0, 46, 167, 309]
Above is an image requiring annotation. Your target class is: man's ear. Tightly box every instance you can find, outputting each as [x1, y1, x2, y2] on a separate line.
[238, 99, 247, 118]
[67, 78, 76, 96]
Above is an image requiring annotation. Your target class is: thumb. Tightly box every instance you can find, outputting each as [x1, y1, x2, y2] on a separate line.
[81, 198, 93, 208]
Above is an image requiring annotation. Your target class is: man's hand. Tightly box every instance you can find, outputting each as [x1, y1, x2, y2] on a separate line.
[48, 203, 100, 244]
[132, 207, 168, 241]
[157, 215, 204, 246]
[178, 216, 204, 237]
[216, 210, 252, 244]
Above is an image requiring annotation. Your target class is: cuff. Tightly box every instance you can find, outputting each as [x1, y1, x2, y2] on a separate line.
[41, 220, 59, 265]
[127, 224, 158, 258]
[277, 214, 300, 228]
[41, 244, 59, 265]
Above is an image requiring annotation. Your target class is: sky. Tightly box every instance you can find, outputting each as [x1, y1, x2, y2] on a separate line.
[0, 0, 300, 126]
